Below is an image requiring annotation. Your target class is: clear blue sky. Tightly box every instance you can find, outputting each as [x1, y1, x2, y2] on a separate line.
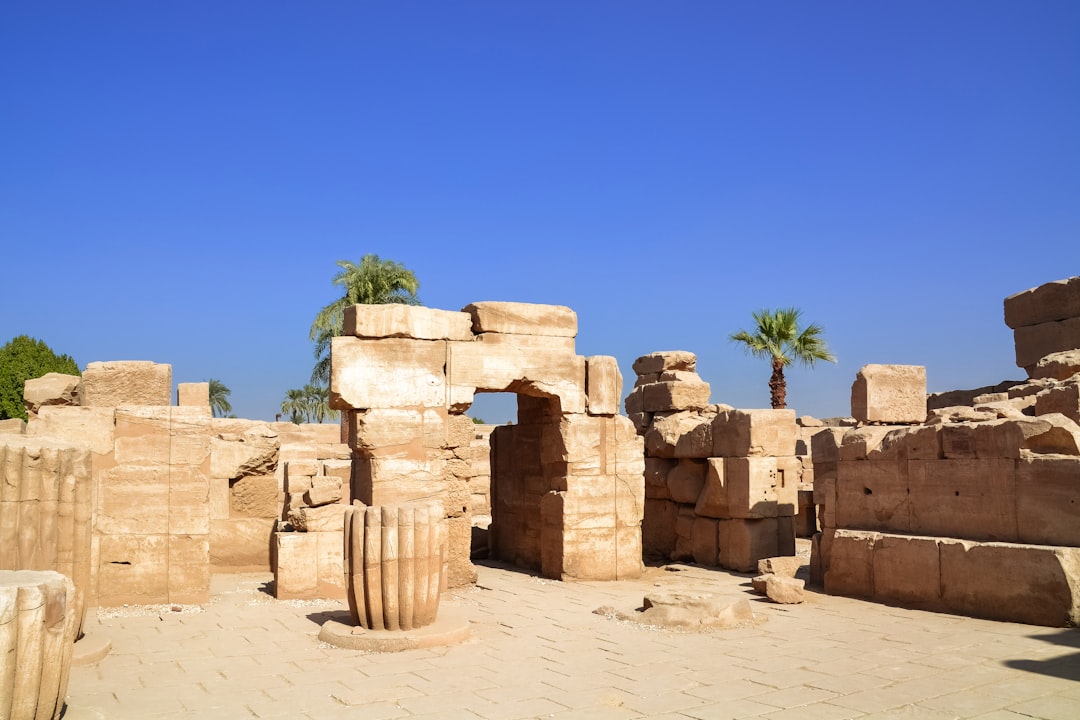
[3, 2, 1078, 423]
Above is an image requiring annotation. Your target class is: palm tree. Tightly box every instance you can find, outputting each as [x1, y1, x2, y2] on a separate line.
[308, 254, 421, 386]
[280, 388, 307, 424]
[730, 307, 836, 409]
[207, 379, 232, 418]
[303, 383, 336, 423]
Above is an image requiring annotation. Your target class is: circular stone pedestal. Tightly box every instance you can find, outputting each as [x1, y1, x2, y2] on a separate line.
[318, 607, 470, 652]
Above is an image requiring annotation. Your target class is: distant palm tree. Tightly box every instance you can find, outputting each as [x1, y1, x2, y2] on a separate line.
[303, 383, 335, 423]
[730, 307, 836, 409]
[207, 379, 232, 418]
[308, 254, 421, 386]
[280, 388, 307, 424]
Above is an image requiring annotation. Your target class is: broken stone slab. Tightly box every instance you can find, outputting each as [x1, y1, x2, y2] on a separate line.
[462, 301, 577, 337]
[288, 505, 349, 533]
[344, 304, 473, 341]
[81, 361, 171, 407]
[613, 593, 760, 629]
[757, 556, 804, 578]
[1030, 350, 1080, 381]
[1004, 275, 1080, 329]
[1035, 382, 1080, 425]
[765, 574, 805, 604]
[632, 351, 697, 376]
[585, 355, 622, 416]
[23, 372, 81, 417]
[1014, 316, 1080, 370]
[304, 476, 343, 507]
[643, 409, 717, 458]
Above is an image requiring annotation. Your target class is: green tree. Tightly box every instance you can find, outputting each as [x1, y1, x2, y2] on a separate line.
[207, 379, 232, 418]
[308, 254, 421, 386]
[303, 383, 335, 423]
[280, 388, 307, 424]
[0, 336, 80, 421]
[729, 307, 836, 409]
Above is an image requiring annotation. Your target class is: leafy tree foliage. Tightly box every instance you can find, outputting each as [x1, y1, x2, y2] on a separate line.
[279, 383, 337, 424]
[207, 378, 233, 418]
[0, 336, 80, 421]
[308, 254, 421, 386]
[729, 307, 836, 409]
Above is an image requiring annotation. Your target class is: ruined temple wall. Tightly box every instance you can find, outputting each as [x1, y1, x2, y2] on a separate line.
[627, 351, 799, 573]
[330, 302, 644, 586]
[813, 311, 1080, 625]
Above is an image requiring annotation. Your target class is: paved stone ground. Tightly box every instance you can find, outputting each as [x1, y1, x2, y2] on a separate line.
[64, 560, 1080, 720]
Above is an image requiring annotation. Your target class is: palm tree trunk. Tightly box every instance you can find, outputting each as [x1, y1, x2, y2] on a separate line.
[769, 358, 787, 409]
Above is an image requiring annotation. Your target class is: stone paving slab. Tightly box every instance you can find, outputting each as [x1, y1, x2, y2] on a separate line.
[63, 562, 1080, 719]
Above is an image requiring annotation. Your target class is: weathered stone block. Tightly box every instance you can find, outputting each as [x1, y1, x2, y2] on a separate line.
[463, 301, 577, 337]
[96, 534, 169, 605]
[210, 435, 279, 480]
[718, 518, 779, 573]
[644, 457, 674, 500]
[274, 532, 317, 599]
[642, 381, 711, 413]
[1035, 382, 1080, 425]
[1031, 350, 1080, 381]
[447, 337, 585, 414]
[585, 356, 622, 416]
[331, 337, 448, 410]
[643, 409, 715, 459]
[872, 534, 942, 608]
[642, 498, 678, 562]
[822, 529, 876, 598]
[713, 409, 796, 457]
[177, 382, 209, 407]
[691, 517, 719, 566]
[23, 372, 80, 418]
[1016, 456, 1080, 546]
[231, 475, 281, 518]
[1004, 275, 1080, 329]
[210, 518, 274, 570]
[667, 459, 706, 504]
[81, 361, 171, 407]
[1014, 317, 1080, 370]
[906, 459, 1017, 542]
[810, 427, 847, 465]
[168, 534, 210, 604]
[344, 304, 473, 340]
[851, 364, 926, 424]
[632, 351, 696, 376]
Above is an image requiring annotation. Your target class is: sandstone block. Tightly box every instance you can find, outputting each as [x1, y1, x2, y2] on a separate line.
[871, 533, 942, 608]
[822, 529, 876, 598]
[906, 459, 1017, 542]
[939, 539, 1080, 626]
[643, 409, 715, 459]
[23, 372, 81, 418]
[96, 534, 169, 605]
[667, 459, 706, 504]
[274, 532, 317, 599]
[81, 361, 171, 407]
[642, 499, 678, 562]
[713, 409, 796, 458]
[463, 301, 577, 337]
[1004, 275, 1080, 329]
[331, 337, 448, 410]
[757, 556, 803, 578]
[1014, 317, 1080, 370]
[632, 351, 696, 376]
[304, 476, 343, 507]
[1016, 456, 1080, 546]
[644, 457, 675, 500]
[642, 381, 711, 412]
[672, 506, 696, 562]
[810, 427, 847, 464]
[288, 504, 348, 533]
[851, 364, 927, 424]
[1030, 350, 1080, 381]
[231, 475, 281, 518]
[585, 356, 622, 416]
[168, 534, 210, 604]
[624, 387, 644, 415]
[344, 304, 473, 341]
[210, 518, 274, 570]
[941, 423, 977, 459]
[718, 518, 779, 573]
[176, 382, 209, 407]
[447, 337, 586, 414]
[1035, 382, 1080, 425]
[211, 435, 279, 480]
[765, 574, 805, 604]
[691, 517, 719, 566]
[0, 418, 25, 434]
[837, 426, 892, 461]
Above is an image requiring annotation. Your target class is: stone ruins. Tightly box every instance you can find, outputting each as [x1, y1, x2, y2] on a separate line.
[3, 276, 1080, 716]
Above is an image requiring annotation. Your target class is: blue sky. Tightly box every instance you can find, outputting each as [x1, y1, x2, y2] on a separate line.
[3, 2, 1078, 423]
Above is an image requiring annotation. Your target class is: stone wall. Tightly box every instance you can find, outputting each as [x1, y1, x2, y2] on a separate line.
[626, 351, 800, 572]
[330, 301, 644, 586]
[813, 285, 1080, 627]
[1005, 275, 1080, 372]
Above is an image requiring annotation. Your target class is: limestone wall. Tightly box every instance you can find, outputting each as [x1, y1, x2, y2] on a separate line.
[626, 351, 800, 572]
[330, 301, 644, 586]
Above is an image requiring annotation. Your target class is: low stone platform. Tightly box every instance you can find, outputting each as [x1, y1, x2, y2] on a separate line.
[318, 606, 470, 652]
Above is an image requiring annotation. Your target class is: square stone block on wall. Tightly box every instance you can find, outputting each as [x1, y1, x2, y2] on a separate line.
[851, 364, 926, 424]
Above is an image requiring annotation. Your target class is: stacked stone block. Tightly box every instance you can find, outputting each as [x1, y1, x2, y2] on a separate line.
[1005, 275, 1080, 372]
[814, 355, 1080, 626]
[330, 301, 644, 586]
[628, 352, 799, 572]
